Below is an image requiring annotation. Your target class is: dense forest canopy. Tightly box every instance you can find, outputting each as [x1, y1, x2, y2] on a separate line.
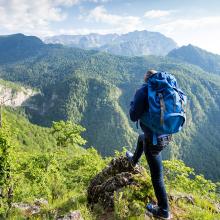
[168, 44, 220, 75]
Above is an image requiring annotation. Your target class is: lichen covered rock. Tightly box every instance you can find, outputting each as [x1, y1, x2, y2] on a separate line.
[57, 210, 84, 220]
[87, 156, 153, 211]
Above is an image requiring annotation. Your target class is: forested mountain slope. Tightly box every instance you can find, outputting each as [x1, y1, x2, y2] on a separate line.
[168, 44, 220, 75]
[2, 107, 56, 151]
[0, 33, 45, 64]
[1, 108, 219, 219]
[0, 34, 220, 181]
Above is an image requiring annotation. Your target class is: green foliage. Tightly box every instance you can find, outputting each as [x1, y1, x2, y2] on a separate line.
[0, 119, 18, 216]
[51, 120, 86, 147]
[0, 108, 219, 219]
[0, 34, 44, 65]
[112, 158, 220, 219]
[0, 78, 36, 94]
[168, 44, 220, 75]
[0, 126, 12, 215]
[0, 34, 220, 181]
[0, 42, 219, 180]
[0, 124, 12, 187]
[3, 107, 56, 152]
[0, 110, 106, 219]
[113, 167, 154, 219]
[178, 200, 220, 220]
[163, 160, 218, 199]
[13, 152, 66, 202]
[114, 191, 130, 219]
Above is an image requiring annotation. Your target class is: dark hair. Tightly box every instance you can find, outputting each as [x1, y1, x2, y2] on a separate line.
[147, 69, 157, 76]
[144, 69, 157, 82]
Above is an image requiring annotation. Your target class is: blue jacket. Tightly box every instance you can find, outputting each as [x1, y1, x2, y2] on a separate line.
[129, 83, 153, 136]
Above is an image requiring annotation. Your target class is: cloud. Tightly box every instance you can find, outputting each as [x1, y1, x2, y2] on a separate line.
[53, 0, 80, 6]
[151, 16, 220, 53]
[56, 27, 116, 35]
[88, 0, 110, 2]
[0, 0, 110, 36]
[0, 0, 72, 36]
[154, 16, 220, 32]
[83, 6, 142, 33]
[144, 10, 171, 19]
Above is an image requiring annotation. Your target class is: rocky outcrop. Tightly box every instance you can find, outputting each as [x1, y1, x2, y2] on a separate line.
[12, 200, 84, 220]
[12, 198, 48, 216]
[87, 156, 147, 209]
[0, 83, 37, 107]
[87, 156, 220, 220]
[57, 210, 84, 220]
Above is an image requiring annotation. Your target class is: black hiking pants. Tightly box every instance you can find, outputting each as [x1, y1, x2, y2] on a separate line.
[132, 134, 169, 211]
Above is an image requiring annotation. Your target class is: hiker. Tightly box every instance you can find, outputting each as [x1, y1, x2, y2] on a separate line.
[126, 70, 187, 219]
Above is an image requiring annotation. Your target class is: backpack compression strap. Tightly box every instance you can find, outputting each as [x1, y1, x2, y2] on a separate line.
[158, 93, 165, 126]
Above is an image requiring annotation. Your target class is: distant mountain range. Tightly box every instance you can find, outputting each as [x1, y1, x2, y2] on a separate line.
[168, 44, 220, 75]
[44, 30, 178, 56]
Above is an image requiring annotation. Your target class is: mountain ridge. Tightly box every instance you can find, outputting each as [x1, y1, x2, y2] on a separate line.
[44, 30, 178, 56]
[0, 33, 45, 64]
[168, 44, 220, 75]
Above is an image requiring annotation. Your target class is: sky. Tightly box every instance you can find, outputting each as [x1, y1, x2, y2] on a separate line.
[1, 0, 220, 54]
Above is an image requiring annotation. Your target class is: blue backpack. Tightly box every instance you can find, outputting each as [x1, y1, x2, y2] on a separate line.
[140, 71, 187, 141]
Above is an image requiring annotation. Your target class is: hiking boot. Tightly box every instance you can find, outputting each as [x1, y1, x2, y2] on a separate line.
[125, 151, 136, 166]
[146, 203, 171, 219]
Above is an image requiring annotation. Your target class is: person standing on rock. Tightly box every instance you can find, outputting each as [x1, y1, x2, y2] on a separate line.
[126, 69, 187, 219]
